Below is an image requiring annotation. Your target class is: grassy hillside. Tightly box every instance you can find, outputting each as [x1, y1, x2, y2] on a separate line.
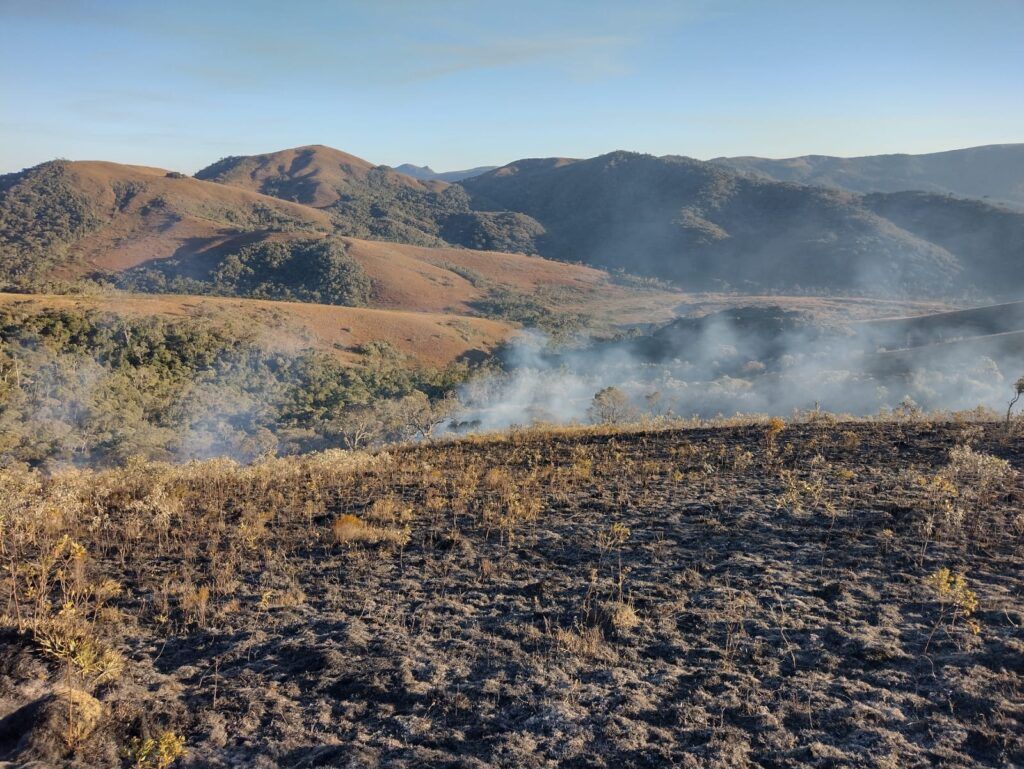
[0, 294, 492, 466]
[0, 159, 331, 283]
[1, 420, 1021, 766]
[0, 156, 680, 339]
[7, 146, 1022, 302]
[100, 230, 671, 337]
[712, 144, 1024, 208]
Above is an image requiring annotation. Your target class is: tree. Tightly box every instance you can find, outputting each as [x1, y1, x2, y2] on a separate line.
[1007, 375, 1024, 425]
[587, 386, 637, 424]
[329, 405, 384, 450]
[391, 391, 459, 441]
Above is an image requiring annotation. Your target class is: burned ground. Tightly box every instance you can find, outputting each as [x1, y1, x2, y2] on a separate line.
[1, 421, 1022, 768]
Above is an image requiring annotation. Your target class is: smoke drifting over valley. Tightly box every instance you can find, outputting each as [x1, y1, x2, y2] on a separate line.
[452, 303, 1024, 432]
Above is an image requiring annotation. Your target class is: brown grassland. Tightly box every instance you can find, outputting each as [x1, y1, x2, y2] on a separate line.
[1, 417, 1022, 767]
[0, 291, 515, 368]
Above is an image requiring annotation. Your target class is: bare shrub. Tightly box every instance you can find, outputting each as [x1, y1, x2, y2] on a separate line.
[924, 567, 980, 651]
[915, 445, 1017, 546]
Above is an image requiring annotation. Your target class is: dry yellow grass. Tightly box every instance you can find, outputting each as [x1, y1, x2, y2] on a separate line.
[57, 161, 332, 275]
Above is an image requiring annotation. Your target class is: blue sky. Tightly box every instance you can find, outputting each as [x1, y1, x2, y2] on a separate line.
[2, 0, 1022, 173]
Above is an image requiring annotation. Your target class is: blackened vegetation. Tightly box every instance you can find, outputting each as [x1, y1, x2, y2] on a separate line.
[0, 422, 1021, 767]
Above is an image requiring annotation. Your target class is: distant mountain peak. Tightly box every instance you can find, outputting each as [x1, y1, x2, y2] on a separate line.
[394, 163, 438, 179]
[390, 163, 500, 183]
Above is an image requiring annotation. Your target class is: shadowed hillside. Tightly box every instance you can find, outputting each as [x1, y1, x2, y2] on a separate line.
[460, 150, 1024, 297]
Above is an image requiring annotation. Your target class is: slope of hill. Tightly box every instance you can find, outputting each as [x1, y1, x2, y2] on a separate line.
[859, 299, 1024, 349]
[393, 163, 498, 182]
[0, 291, 513, 367]
[0, 159, 331, 282]
[711, 144, 1024, 208]
[862, 191, 1024, 291]
[196, 145, 446, 207]
[195, 145, 543, 252]
[460, 150, 1024, 297]
[109, 232, 686, 339]
[855, 299, 1024, 377]
[8, 146, 1022, 304]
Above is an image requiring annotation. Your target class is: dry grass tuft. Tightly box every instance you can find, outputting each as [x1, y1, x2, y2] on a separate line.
[331, 513, 410, 548]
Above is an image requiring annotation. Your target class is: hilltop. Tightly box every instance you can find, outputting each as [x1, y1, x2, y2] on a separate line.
[194, 145, 543, 251]
[195, 145, 446, 207]
[392, 163, 498, 183]
[0, 159, 331, 282]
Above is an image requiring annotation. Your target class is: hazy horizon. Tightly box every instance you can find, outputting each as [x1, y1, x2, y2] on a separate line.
[6, 140, 1024, 178]
[3, 0, 1023, 174]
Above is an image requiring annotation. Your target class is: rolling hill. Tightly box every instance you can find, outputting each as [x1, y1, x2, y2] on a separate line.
[0, 159, 331, 282]
[0, 155, 687, 363]
[196, 145, 446, 207]
[5, 144, 1024, 307]
[711, 144, 1024, 208]
[459, 150, 1024, 297]
[194, 145, 543, 252]
[0, 156, 654, 305]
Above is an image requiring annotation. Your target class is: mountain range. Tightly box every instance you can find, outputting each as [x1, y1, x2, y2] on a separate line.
[2, 143, 1022, 305]
[460, 148, 1024, 296]
[711, 144, 1024, 208]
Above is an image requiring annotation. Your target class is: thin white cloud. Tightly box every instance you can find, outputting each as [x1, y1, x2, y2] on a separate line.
[407, 35, 637, 81]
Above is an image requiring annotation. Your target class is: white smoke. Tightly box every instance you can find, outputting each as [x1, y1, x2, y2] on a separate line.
[450, 307, 1020, 431]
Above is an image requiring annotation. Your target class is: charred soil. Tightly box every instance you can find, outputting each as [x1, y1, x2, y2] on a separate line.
[1, 421, 1022, 767]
